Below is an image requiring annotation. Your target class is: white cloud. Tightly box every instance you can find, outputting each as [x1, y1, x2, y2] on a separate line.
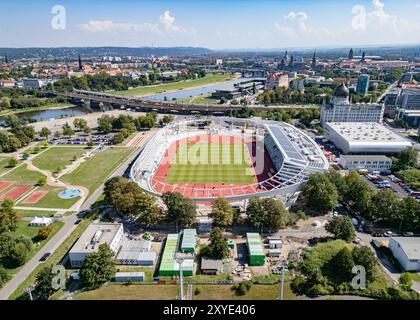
[274, 11, 332, 39]
[366, 0, 410, 34]
[79, 11, 195, 35]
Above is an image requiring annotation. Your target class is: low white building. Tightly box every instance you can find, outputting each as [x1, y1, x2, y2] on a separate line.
[114, 272, 145, 282]
[338, 155, 393, 173]
[325, 122, 412, 154]
[389, 237, 420, 271]
[115, 239, 155, 265]
[30, 216, 53, 227]
[68, 223, 123, 267]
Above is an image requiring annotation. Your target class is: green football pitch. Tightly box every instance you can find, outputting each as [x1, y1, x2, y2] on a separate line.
[166, 142, 255, 184]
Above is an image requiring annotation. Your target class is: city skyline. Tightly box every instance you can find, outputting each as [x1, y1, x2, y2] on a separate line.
[1, 0, 420, 49]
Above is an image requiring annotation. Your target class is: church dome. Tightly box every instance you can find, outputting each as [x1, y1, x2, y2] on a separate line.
[334, 82, 349, 97]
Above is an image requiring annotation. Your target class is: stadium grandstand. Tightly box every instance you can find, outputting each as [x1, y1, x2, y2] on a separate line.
[130, 117, 329, 202]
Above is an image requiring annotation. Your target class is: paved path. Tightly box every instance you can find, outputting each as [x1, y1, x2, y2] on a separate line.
[0, 131, 154, 300]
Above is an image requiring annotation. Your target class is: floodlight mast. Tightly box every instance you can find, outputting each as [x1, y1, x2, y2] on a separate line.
[176, 258, 184, 300]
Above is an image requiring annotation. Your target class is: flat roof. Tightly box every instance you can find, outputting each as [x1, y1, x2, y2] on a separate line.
[391, 237, 420, 260]
[341, 155, 392, 161]
[115, 272, 145, 277]
[69, 223, 122, 254]
[201, 257, 223, 270]
[246, 233, 265, 256]
[181, 229, 197, 250]
[326, 122, 412, 145]
[266, 125, 305, 161]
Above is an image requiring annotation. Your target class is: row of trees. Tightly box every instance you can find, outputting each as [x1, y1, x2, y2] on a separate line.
[97, 113, 157, 135]
[104, 177, 197, 227]
[302, 171, 420, 231]
[0, 114, 36, 152]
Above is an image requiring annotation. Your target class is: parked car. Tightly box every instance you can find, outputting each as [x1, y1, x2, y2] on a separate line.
[372, 232, 382, 237]
[383, 231, 393, 237]
[74, 219, 82, 225]
[39, 252, 51, 261]
[402, 232, 414, 237]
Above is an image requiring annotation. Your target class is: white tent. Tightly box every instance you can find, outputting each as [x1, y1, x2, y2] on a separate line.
[30, 216, 53, 227]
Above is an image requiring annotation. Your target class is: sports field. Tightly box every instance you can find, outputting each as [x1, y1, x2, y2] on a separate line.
[166, 142, 254, 184]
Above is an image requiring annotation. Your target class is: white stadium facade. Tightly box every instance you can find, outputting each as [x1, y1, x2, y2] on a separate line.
[130, 117, 329, 202]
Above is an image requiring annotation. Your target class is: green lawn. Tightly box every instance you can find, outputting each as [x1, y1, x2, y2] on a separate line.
[1, 163, 44, 185]
[166, 142, 254, 184]
[32, 146, 88, 173]
[5, 220, 64, 276]
[0, 157, 20, 175]
[71, 283, 298, 300]
[62, 147, 134, 195]
[9, 212, 97, 300]
[16, 210, 54, 217]
[112, 74, 235, 96]
[19, 186, 80, 209]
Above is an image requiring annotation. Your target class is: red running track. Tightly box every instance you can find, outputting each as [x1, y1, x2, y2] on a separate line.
[0, 181, 14, 192]
[151, 134, 278, 199]
[0, 185, 33, 201]
[21, 191, 48, 204]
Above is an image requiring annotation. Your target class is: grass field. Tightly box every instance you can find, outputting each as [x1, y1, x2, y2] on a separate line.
[166, 142, 254, 184]
[112, 74, 235, 96]
[19, 186, 80, 209]
[0, 157, 19, 175]
[62, 147, 134, 195]
[16, 210, 54, 217]
[1, 163, 43, 185]
[71, 283, 298, 300]
[32, 146, 87, 172]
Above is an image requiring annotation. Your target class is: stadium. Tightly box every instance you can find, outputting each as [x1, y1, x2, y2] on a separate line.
[130, 117, 329, 203]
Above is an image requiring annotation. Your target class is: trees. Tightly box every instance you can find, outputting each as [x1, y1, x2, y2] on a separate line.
[246, 198, 289, 231]
[211, 198, 234, 227]
[112, 133, 125, 145]
[399, 272, 413, 291]
[162, 115, 173, 125]
[162, 192, 196, 227]
[39, 127, 51, 140]
[73, 118, 88, 131]
[369, 189, 400, 223]
[7, 157, 17, 168]
[325, 216, 355, 243]
[80, 244, 116, 290]
[0, 234, 32, 268]
[62, 122, 75, 137]
[326, 247, 354, 283]
[393, 148, 418, 171]
[352, 246, 377, 282]
[206, 227, 229, 259]
[0, 267, 10, 289]
[34, 266, 56, 299]
[97, 115, 113, 134]
[104, 177, 161, 226]
[344, 172, 373, 215]
[302, 173, 338, 214]
[0, 199, 19, 233]
[37, 225, 53, 240]
[37, 176, 47, 186]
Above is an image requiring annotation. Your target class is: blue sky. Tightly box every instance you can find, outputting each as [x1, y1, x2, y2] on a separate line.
[0, 0, 420, 49]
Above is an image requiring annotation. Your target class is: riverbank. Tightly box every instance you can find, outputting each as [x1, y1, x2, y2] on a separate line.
[112, 73, 238, 97]
[0, 103, 74, 117]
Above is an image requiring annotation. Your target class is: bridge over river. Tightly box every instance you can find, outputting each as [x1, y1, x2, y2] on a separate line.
[52, 89, 318, 115]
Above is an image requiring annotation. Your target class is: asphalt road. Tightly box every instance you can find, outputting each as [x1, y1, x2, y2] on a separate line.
[0, 132, 153, 300]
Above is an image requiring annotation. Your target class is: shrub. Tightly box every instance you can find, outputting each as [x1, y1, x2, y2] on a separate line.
[37, 225, 53, 240]
[194, 287, 202, 295]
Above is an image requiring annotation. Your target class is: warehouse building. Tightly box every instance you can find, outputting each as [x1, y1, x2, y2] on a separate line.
[325, 122, 412, 154]
[181, 229, 197, 253]
[68, 223, 123, 268]
[338, 155, 393, 173]
[159, 233, 194, 276]
[389, 237, 420, 272]
[246, 233, 265, 266]
[116, 239, 155, 266]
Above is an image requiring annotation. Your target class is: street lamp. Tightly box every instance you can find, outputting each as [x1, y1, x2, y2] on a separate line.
[176, 258, 185, 300]
[26, 284, 36, 301]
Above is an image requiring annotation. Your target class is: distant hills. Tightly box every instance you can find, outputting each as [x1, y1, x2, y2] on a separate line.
[0, 46, 214, 59]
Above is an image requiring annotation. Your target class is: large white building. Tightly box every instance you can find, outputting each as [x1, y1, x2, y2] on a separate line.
[320, 83, 384, 126]
[389, 237, 420, 272]
[338, 155, 392, 173]
[68, 223, 124, 267]
[325, 122, 412, 154]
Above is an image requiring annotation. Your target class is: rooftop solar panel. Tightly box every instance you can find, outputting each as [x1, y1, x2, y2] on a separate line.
[267, 126, 305, 161]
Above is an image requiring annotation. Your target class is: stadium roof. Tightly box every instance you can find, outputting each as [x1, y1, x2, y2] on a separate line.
[265, 125, 305, 162]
